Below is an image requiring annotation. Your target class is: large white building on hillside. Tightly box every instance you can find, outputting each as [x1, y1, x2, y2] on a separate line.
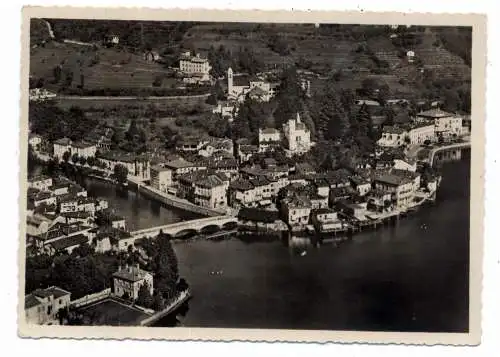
[179, 51, 211, 82]
[283, 113, 312, 156]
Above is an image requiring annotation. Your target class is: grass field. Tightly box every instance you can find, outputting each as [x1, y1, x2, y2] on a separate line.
[77, 298, 150, 326]
[30, 42, 177, 90]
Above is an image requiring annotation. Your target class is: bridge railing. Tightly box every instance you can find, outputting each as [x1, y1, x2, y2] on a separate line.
[130, 215, 236, 236]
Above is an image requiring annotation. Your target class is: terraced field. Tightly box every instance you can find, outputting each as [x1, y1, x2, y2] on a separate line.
[30, 42, 176, 90]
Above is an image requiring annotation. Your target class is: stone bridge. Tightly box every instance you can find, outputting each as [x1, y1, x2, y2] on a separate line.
[130, 215, 238, 239]
[427, 141, 471, 167]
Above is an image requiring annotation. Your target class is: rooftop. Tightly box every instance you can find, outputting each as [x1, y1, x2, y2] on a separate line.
[113, 266, 152, 283]
[47, 234, 89, 251]
[375, 173, 412, 186]
[54, 137, 71, 146]
[238, 207, 280, 223]
[417, 108, 455, 119]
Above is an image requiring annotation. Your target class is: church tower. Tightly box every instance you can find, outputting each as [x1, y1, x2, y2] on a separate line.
[227, 67, 234, 96]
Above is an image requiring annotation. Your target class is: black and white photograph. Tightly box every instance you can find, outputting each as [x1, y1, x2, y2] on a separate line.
[18, 7, 485, 345]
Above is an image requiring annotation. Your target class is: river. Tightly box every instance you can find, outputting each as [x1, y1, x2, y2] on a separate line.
[81, 178, 203, 230]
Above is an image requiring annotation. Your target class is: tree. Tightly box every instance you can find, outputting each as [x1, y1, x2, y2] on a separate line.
[62, 150, 71, 163]
[71, 153, 79, 164]
[126, 119, 140, 141]
[78, 156, 87, 165]
[86, 156, 96, 167]
[206, 94, 217, 105]
[314, 81, 350, 140]
[273, 67, 303, 129]
[113, 164, 128, 184]
[136, 282, 154, 309]
[53, 65, 62, 83]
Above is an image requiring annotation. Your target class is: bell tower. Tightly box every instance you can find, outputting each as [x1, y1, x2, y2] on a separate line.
[227, 67, 234, 95]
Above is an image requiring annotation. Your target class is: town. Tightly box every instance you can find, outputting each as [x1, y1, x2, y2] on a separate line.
[25, 20, 472, 326]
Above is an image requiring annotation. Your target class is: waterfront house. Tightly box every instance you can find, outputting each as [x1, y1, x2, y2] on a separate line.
[374, 173, 415, 209]
[367, 189, 393, 212]
[71, 141, 97, 158]
[336, 200, 368, 221]
[310, 208, 343, 233]
[228, 178, 257, 208]
[237, 207, 287, 232]
[53, 137, 72, 159]
[150, 165, 173, 192]
[408, 123, 436, 145]
[98, 151, 151, 181]
[25, 286, 71, 325]
[416, 108, 463, 138]
[193, 172, 230, 209]
[113, 265, 154, 301]
[329, 186, 356, 204]
[281, 195, 312, 228]
[28, 175, 53, 191]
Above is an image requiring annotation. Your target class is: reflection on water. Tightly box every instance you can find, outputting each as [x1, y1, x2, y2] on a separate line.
[167, 157, 470, 332]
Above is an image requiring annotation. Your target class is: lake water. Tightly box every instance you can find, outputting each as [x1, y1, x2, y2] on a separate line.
[31, 154, 471, 332]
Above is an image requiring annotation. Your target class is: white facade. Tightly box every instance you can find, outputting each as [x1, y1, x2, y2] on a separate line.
[29, 176, 53, 191]
[150, 166, 173, 192]
[283, 113, 312, 155]
[377, 127, 408, 148]
[179, 52, 211, 81]
[258, 128, 281, 143]
[408, 124, 435, 144]
[227, 68, 274, 102]
[434, 116, 463, 138]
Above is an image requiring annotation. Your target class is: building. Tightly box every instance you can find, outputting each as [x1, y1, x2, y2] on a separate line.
[282, 113, 312, 155]
[193, 172, 229, 209]
[53, 137, 72, 159]
[28, 134, 42, 151]
[212, 101, 238, 122]
[113, 265, 154, 301]
[393, 158, 417, 172]
[377, 126, 408, 147]
[98, 152, 151, 180]
[71, 141, 97, 158]
[46, 233, 90, 255]
[367, 189, 394, 212]
[310, 208, 343, 232]
[281, 195, 312, 227]
[416, 109, 463, 138]
[408, 123, 435, 145]
[24, 286, 71, 325]
[150, 165, 173, 192]
[144, 50, 161, 62]
[227, 68, 275, 102]
[258, 128, 282, 152]
[228, 178, 258, 208]
[163, 157, 207, 180]
[26, 214, 52, 236]
[179, 51, 211, 82]
[52, 138, 97, 159]
[374, 173, 415, 209]
[349, 176, 372, 197]
[406, 50, 415, 63]
[28, 175, 53, 191]
[106, 34, 119, 45]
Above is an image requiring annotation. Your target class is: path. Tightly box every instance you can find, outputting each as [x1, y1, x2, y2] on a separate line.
[57, 93, 210, 101]
[43, 19, 55, 39]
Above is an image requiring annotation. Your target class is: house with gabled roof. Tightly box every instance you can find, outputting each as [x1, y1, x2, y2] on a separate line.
[25, 286, 71, 325]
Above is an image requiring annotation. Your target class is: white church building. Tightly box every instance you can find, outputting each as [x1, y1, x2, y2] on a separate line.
[283, 113, 313, 156]
[226, 68, 275, 103]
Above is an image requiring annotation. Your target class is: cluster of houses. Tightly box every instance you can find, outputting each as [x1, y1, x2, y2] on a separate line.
[25, 175, 134, 256]
[377, 108, 466, 148]
[25, 263, 155, 325]
[29, 88, 57, 102]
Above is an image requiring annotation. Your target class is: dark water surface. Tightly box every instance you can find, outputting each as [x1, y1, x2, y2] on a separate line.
[31, 156, 470, 332]
[170, 156, 470, 332]
[81, 178, 202, 230]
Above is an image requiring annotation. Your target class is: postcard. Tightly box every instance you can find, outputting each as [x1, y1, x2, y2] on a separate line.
[18, 6, 486, 345]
